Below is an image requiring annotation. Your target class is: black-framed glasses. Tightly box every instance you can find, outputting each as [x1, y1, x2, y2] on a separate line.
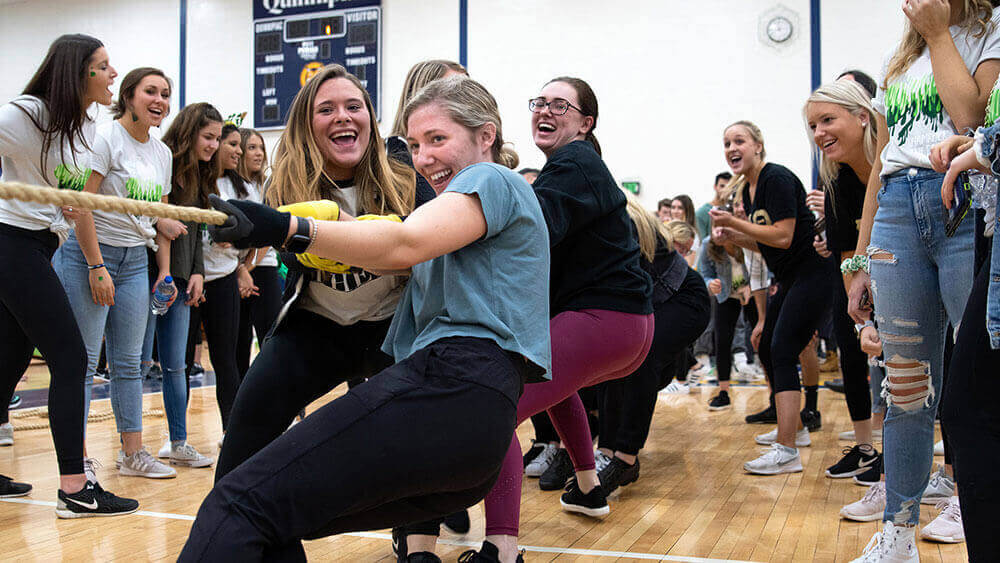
[528, 97, 583, 116]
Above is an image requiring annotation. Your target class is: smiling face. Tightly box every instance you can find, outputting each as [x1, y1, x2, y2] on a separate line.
[195, 122, 222, 162]
[127, 74, 170, 129]
[723, 124, 762, 175]
[311, 77, 371, 180]
[218, 130, 242, 171]
[806, 101, 866, 165]
[531, 81, 593, 157]
[243, 133, 266, 174]
[670, 200, 686, 221]
[407, 103, 493, 194]
[84, 47, 117, 106]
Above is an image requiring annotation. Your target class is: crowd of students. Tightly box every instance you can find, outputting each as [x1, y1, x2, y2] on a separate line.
[3, 1, 1000, 559]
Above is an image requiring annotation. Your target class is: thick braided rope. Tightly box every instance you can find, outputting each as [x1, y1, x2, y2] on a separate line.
[10, 406, 165, 431]
[0, 181, 228, 225]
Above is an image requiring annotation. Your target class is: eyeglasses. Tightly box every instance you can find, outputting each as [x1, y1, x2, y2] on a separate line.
[528, 97, 583, 116]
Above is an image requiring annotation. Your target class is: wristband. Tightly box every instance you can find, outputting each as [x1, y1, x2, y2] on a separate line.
[87, 263, 106, 271]
[283, 216, 313, 254]
[839, 254, 870, 275]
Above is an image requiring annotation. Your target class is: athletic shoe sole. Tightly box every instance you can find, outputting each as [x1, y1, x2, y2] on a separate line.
[708, 403, 732, 411]
[839, 508, 883, 522]
[826, 466, 876, 479]
[853, 476, 881, 486]
[920, 531, 964, 543]
[55, 506, 139, 519]
[119, 468, 176, 479]
[754, 436, 811, 447]
[169, 458, 214, 468]
[743, 461, 803, 475]
[0, 438, 12, 447]
[559, 499, 610, 518]
[0, 489, 31, 498]
[921, 495, 951, 506]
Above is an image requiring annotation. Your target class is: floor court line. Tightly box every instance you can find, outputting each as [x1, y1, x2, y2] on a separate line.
[1, 498, 761, 562]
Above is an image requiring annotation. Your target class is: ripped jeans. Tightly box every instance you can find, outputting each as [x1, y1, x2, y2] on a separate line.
[869, 167, 974, 526]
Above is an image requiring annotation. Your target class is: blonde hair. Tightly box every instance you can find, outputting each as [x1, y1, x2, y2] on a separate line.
[721, 120, 766, 205]
[884, 1, 994, 88]
[804, 80, 877, 197]
[665, 220, 696, 248]
[622, 191, 672, 262]
[266, 64, 415, 215]
[390, 59, 467, 137]
[403, 75, 519, 169]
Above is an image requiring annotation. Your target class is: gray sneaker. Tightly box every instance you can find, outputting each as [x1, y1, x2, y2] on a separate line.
[119, 447, 177, 479]
[0, 422, 13, 447]
[169, 443, 214, 468]
[84, 458, 101, 483]
[922, 467, 955, 505]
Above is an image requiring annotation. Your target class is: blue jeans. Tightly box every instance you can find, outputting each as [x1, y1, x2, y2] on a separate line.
[148, 278, 191, 442]
[868, 168, 974, 526]
[54, 236, 149, 434]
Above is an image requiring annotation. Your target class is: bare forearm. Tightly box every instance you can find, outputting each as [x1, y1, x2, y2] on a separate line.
[730, 218, 791, 249]
[75, 213, 104, 266]
[854, 160, 882, 256]
[155, 235, 171, 275]
[926, 35, 987, 130]
[290, 216, 420, 271]
[753, 289, 766, 319]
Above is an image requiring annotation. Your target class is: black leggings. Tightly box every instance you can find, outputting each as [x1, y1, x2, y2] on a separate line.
[235, 266, 282, 379]
[199, 271, 241, 430]
[599, 268, 711, 455]
[760, 259, 835, 394]
[830, 279, 872, 422]
[941, 255, 1000, 562]
[713, 297, 758, 382]
[181, 337, 524, 562]
[216, 308, 393, 480]
[0, 224, 86, 475]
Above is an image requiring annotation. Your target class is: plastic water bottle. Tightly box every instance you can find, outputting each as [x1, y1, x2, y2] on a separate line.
[151, 276, 176, 316]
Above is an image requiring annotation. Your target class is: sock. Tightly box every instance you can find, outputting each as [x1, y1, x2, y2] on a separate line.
[804, 385, 818, 411]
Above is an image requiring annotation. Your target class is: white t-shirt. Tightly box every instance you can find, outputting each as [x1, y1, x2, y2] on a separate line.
[89, 121, 172, 248]
[243, 179, 278, 268]
[201, 176, 243, 281]
[875, 13, 1000, 176]
[0, 96, 94, 238]
[296, 182, 406, 325]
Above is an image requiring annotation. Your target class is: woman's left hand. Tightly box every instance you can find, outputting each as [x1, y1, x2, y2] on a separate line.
[941, 147, 988, 209]
[904, 0, 952, 42]
[708, 207, 735, 227]
[237, 265, 259, 299]
[62, 206, 88, 222]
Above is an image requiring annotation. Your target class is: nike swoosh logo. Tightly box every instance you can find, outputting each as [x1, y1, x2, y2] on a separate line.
[66, 496, 98, 510]
[858, 457, 878, 468]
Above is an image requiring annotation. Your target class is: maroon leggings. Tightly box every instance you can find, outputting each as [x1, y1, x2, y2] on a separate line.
[483, 309, 654, 536]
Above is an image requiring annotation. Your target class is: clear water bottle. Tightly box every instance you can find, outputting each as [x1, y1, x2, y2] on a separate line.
[151, 276, 176, 316]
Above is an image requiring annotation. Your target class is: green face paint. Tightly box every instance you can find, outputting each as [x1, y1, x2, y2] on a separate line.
[90, 71, 96, 77]
[98, 276, 104, 281]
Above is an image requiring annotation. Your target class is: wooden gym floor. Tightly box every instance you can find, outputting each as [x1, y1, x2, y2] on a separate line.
[0, 366, 966, 562]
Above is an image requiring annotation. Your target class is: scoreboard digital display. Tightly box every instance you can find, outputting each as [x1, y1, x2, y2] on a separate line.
[252, 0, 381, 130]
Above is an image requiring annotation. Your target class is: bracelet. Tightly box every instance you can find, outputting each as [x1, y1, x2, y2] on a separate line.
[87, 263, 106, 271]
[305, 217, 317, 252]
[839, 254, 870, 275]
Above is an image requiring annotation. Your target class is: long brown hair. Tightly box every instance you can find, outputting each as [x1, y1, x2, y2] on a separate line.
[161, 102, 223, 208]
[238, 127, 269, 187]
[14, 34, 104, 181]
[390, 59, 467, 137]
[266, 64, 414, 214]
[111, 67, 171, 120]
[546, 76, 601, 156]
[883, 0, 994, 87]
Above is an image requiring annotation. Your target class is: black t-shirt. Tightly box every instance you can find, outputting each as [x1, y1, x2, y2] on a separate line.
[533, 140, 652, 315]
[823, 164, 866, 255]
[742, 162, 817, 280]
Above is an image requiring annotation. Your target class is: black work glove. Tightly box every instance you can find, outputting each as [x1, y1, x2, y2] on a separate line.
[208, 195, 291, 249]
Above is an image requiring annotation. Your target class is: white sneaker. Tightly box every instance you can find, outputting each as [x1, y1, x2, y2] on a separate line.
[921, 467, 954, 505]
[743, 443, 803, 475]
[119, 447, 177, 479]
[733, 351, 748, 366]
[525, 443, 559, 477]
[169, 442, 214, 468]
[661, 380, 690, 395]
[933, 440, 944, 456]
[755, 427, 811, 447]
[0, 422, 13, 446]
[157, 439, 171, 459]
[840, 482, 886, 522]
[851, 522, 919, 563]
[920, 496, 963, 543]
[595, 450, 612, 473]
[839, 429, 883, 441]
[83, 457, 101, 484]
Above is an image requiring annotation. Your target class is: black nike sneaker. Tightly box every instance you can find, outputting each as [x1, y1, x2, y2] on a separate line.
[458, 541, 524, 562]
[55, 481, 139, 518]
[560, 478, 610, 518]
[0, 474, 31, 498]
[853, 454, 883, 486]
[538, 448, 573, 491]
[826, 445, 880, 478]
[745, 404, 777, 424]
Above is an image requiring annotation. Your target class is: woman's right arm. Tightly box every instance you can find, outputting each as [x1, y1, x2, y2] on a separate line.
[847, 112, 888, 323]
[74, 171, 115, 306]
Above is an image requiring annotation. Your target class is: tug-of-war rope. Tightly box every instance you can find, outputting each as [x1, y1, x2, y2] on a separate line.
[0, 181, 229, 225]
[0, 181, 224, 430]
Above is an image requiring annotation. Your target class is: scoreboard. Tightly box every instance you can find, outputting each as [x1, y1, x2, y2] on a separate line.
[252, 0, 382, 130]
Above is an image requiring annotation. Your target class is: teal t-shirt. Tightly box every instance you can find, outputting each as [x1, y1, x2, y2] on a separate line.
[382, 162, 552, 381]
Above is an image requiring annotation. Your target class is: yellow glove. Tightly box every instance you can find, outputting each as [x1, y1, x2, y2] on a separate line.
[293, 212, 402, 273]
[277, 200, 340, 221]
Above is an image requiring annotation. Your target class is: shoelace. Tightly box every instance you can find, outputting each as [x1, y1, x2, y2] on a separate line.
[859, 531, 883, 561]
[862, 482, 886, 503]
[935, 497, 961, 522]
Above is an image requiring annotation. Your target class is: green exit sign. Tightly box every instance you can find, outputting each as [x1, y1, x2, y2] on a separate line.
[622, 180, 641, 194]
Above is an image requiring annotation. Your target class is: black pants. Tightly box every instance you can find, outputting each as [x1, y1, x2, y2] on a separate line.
[599, 268, 711, 455]
[713, 297, 757, 382]
[0, 224, 86, 475]
[941, 254, 1000, 562]
[200, 271, 241, 430]
[830, 279, 872, 422]
[235, 266, 282, 379]
[216, 308, 393, 480]
[180, 337, 524, 562]
[760, 258, 835, 393]
[529, 411, 560, 444]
